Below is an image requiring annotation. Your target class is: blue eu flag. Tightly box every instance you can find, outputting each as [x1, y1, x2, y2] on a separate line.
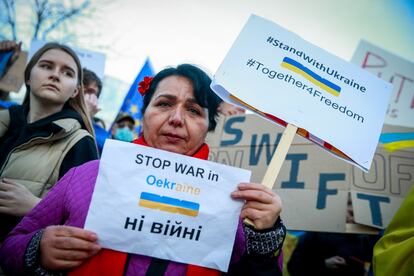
[114, 58, 155, 136]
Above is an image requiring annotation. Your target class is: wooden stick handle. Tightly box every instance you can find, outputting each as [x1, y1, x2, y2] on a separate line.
[244, 124, 298, 227]
[261, 124, 297, 189]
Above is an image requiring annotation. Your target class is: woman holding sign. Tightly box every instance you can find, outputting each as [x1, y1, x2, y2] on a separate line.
[0, 43, 98, 241]
[0, 64, 285, 275]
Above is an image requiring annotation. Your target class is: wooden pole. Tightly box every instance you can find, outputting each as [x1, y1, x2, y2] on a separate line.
[244, 123, 298, 227]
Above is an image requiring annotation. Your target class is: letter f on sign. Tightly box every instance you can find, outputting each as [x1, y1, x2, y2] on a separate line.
[316, 173, 345, 209]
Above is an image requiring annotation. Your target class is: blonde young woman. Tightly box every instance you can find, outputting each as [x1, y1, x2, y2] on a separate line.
[0, 43, 98, 240]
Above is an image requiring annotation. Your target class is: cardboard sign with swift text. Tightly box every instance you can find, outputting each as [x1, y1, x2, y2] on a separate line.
[211, 15, 393, 172]
[351, 40, 414, 128]
[207, 114, 414, 231]
[84, 139, 251, 272]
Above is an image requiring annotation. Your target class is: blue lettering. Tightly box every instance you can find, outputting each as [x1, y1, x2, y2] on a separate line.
[146, 175, 156, 185]
[316, 173, 345, 209]
[163, 179, 171, 189]
[220, 117, 245, 146]
[156, 179, 163, 187]
[249, 133, 281, 165]
[281, 154, 307, 189]
[357, 193, 390, 227]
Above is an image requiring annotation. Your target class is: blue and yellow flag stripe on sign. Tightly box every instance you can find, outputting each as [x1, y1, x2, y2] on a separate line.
[139, 192, 200, 217]
[281, 57, 341, 97]
[379, 132, 414, 152]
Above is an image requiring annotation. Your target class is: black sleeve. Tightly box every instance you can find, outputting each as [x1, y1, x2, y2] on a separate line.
[227, 254, 282, 276]
[287, 234, 309, 276]
[288, 232, 323, 276]
[58, 136, 98, 179]
[227, 219, 286, 276]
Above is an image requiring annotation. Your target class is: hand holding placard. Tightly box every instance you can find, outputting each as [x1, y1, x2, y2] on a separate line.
[85, 139, 251, 272]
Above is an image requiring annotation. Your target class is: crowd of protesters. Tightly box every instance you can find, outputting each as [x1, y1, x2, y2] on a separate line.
[0, 39, 411, 276]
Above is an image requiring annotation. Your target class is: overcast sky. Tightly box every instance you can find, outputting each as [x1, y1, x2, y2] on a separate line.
[10, 0, 414, 125]
[76, 0, 414, 84]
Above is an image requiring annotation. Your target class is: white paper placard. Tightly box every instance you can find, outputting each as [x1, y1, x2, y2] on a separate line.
[211, 15, 393, 172]
[84, 139, 251, 272]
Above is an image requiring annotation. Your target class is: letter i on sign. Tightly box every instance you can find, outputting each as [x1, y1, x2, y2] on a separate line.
[208, 170, 219, 181]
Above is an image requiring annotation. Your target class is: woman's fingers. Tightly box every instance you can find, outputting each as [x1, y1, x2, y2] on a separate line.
[231, 188, 274, 204]
[53, 225, 99, 242]
[240, 207, 265, 221]
[236, 183, 275, 196]
[50, 246, 100, 261]
[45, 258, 84, 270]
[47, 256, 85, 270]
[40, 226, 100, 270]
[0, 179, 17, 192]
[46, 226, 100, 252]
[232, 182, 283, 229]
[1, 178, 17, 185]
[53, 235, 100, 251]
[242, 200, 268, 211]
[240, 208, 277, 230]
[0, 190, 11, 199]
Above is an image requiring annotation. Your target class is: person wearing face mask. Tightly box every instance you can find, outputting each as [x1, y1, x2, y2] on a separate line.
[111, 112, 136, 142]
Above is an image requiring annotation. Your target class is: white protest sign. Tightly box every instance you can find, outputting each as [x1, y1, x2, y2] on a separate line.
[211, 15, 393, 172]
[84, 139, 251, 272]
[29, 40, 106, 79]
[351, 40, 414, 128]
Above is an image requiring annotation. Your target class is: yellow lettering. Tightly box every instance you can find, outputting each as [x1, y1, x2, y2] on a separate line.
[175, 183, 201, 196]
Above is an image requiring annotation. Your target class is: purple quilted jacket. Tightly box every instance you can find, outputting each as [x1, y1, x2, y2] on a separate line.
[0, 160, 248, 275]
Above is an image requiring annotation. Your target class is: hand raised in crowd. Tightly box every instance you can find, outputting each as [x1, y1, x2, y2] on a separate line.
[40, 225, 101, 270]
[84, 93, 101, 118]
[231, 182, 282, 230]
[324, 256, 347, 270]
[0, 40, 22, 64]
[0, 178, 41, 216]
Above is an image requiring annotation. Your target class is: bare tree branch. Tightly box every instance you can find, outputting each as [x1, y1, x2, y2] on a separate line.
[41, 0, 90, 39]
[1, 0, 97, 47]
[0, 0, 17, 40]
[32, 0, 48, 39]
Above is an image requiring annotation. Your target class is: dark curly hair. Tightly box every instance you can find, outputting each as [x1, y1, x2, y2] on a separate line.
[142, 64, 222, 131]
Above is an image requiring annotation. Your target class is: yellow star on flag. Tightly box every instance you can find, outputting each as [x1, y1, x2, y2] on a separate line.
[129, 104, 138, 114]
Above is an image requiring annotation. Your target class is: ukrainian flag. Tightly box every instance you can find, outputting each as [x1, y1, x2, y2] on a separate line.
[139, 192, 200, 217]
[281, 57, 341, 97]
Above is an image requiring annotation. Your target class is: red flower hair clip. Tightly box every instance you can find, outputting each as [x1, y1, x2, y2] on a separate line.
[138, 76, 153, 96]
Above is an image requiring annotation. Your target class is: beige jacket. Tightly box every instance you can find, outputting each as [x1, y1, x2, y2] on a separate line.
[0, 109, 91, 197]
